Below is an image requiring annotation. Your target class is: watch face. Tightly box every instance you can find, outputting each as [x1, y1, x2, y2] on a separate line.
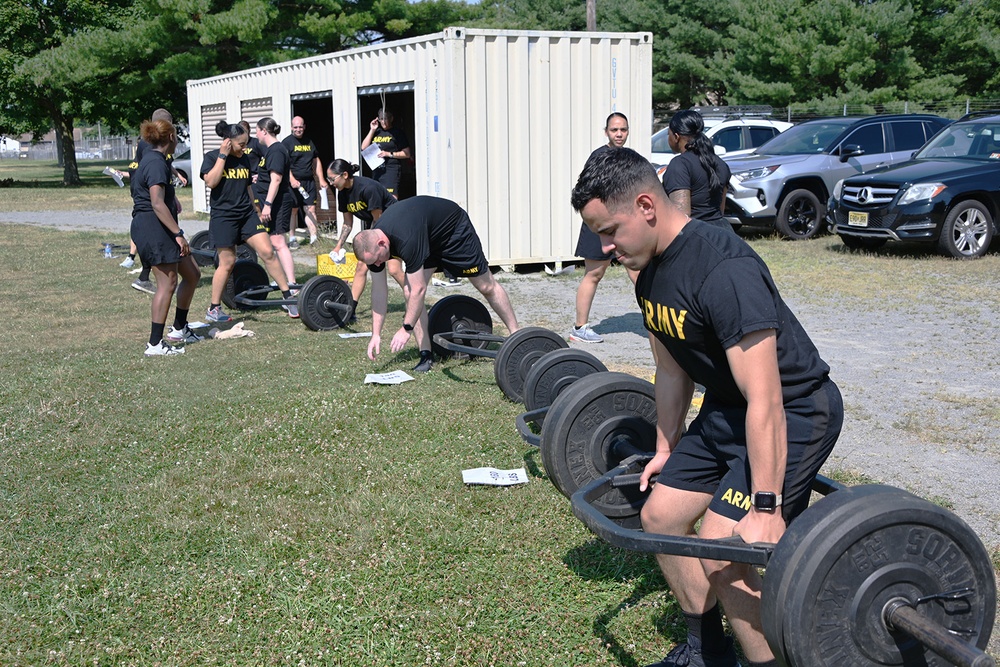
[754, 492, 777, 511]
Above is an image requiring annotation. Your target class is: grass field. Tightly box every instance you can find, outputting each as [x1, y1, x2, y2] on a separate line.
[2, 168, 999, 665]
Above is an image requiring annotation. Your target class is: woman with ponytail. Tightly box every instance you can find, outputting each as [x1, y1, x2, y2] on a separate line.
[201, 120, 299, 322]
[253, 117, 297, 288]
[661, 110, 734, 231]
[327, 158, 405, 317]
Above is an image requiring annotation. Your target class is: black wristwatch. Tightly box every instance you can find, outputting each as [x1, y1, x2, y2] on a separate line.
[402, 323, 414, 332]
[751, 491, 782, 512]
[264, 200, 272, 207]
[174, 229, 185, 238]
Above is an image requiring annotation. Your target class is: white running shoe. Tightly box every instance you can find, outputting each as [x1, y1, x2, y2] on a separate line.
[144, 341, 185, 357]
[569, 324, 604, 343]
[165, 325, 205, 344]
[120, 256, 135, 269]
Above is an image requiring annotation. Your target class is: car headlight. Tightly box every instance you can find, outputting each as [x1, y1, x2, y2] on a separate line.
[832, 179, 845, 200]
[732, 165, 779, 183]
[898, 182, 946, 205]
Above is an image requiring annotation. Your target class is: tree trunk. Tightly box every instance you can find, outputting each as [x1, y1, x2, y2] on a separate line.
[53, 108, 81, 186]
[587, 0, 596, 30]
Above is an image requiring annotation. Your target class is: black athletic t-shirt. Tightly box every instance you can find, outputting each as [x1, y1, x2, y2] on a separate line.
[200, 149, 254, 222]
[244, 137, 262, 176]
[661, 150, 732, 228]
[253, 141, 291, 203]
[372, 127, 409, 177]
[338, 176, 395, 224]
[635, 220, 829, 405]
[369, 196, 466, 274]
[281, 135, 320, 181]
[128, 139, 175, 200]
[132, 150, 176, 218]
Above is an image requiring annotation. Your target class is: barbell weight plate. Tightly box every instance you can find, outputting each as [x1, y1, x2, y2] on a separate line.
[541, 372, 656, 528]
[189, 230, 215, 268]
[492, 327, 568, 404]
[235, 242, 257, 265]
[523, 348, 609, 413]
[761, 485, 996, 667]
[298, 274, 353, 331]
[221, 260, 269, 311]
[427, 295, 493, 359]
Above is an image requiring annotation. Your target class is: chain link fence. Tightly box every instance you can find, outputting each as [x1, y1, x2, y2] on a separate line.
[1, 136, 190, 162]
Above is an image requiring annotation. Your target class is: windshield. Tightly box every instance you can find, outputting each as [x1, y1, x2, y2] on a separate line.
[916, 122, 1000, 160]
[754, 119, 854, 155]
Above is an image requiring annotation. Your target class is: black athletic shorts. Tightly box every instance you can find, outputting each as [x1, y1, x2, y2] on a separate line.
[658, 378, 843, 523]
[425, 212, 491, 279]
[575, 222, 614, 261]
[210, 211, 267, 249]
[290, 179, 317, 207]
[266, 192, 294, 236]
[372, 164, 401, 196]
[131, 210, 181, 266]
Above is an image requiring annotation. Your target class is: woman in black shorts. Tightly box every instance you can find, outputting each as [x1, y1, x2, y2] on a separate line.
[661, 109, 734, 231]
[328, 159, 406, 315]
[252, 117, 296, 288]
[570, 112, 639, 344]
[130, 118, 201, 356]
[202, 121, 299, 322]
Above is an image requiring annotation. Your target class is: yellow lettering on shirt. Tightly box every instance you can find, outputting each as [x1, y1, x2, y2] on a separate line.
[223, 167, 250, 180]
[373, 136, 393, 144]
[347, 202, 368, 214]
[293, 145, 312, 152]
[639, 297, 686, 340]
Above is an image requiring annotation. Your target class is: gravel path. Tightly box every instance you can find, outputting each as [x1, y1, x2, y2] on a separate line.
[8, 207, 999, 556]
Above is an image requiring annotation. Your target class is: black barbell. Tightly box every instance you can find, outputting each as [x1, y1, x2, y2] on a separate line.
[537, 372, 996, 667]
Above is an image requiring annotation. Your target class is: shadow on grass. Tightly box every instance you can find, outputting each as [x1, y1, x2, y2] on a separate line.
[564, 539, 683, 667]
[594, 311, 647, 338]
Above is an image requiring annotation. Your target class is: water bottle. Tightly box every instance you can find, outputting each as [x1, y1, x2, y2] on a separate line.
[104, 243, 113, 259]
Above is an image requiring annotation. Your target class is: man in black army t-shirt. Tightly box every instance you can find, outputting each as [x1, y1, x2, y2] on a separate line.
[352, 196, 519, 373]
[281, 116, 328, 245]
[570, 147, 843, 667]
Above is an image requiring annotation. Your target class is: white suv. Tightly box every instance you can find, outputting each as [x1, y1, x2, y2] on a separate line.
[650, 107, 793, 165]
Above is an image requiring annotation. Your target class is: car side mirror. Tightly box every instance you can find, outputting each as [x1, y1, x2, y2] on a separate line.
[839, 144, 864, 162]
[714, 145, 726, 155]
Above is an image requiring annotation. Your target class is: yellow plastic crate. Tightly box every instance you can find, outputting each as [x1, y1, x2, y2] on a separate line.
[316, 252, 359, 282]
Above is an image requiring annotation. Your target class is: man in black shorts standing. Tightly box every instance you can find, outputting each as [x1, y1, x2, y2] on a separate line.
[281, 116, 328, 246]
[352, 196, 520, 373]
[571, 148, 843, 667]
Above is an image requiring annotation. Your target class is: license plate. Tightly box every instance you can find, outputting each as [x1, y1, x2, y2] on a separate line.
[848, 211, 869, 227]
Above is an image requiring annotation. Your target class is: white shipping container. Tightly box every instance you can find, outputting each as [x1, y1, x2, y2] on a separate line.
[186, 27, 653, 266]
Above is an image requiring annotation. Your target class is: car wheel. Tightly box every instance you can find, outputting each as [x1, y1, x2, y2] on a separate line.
[938, 201, 994, 259]
[839, 235, 887, 251]
[775, 189, 824, 240]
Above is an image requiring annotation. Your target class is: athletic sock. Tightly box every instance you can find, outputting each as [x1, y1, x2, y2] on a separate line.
[149, 322, 165, 347]
[419, 349, 432, 361]
[128, 253, 136, 260]
[282, 290, 292, 299]
[139, 266, 151, 282]
[172, 308, 189, 330]
[683, 603, 727, 653]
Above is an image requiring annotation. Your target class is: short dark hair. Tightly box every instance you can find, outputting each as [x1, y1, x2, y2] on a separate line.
[257, 117, 281, 136]
[327, 158, 360, 177]
[215, 120, 248, 140]
[570, 147, 661, 213]
[605, 112, 628, 129]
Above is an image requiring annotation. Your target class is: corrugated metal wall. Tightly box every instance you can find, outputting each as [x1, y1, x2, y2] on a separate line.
[186, 27, 652, 266]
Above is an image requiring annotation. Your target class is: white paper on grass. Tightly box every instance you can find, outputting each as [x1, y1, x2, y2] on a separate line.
[339, 332, 372, 339]
[364, 370, 414, 385]
[462, 467, 529, 486]
[361, 144, 384, 171]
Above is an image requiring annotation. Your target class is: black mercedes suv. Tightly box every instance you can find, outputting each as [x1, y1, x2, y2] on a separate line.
[829, 111, 1000, 258]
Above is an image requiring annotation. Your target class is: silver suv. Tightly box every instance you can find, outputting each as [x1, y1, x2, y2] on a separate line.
[651, 107, 793, 165]
[724, 114, 949, 239]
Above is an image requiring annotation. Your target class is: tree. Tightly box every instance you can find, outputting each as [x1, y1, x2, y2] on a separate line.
[0, 0, 134, 185]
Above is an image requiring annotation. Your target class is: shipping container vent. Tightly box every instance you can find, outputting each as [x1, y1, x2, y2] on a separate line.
[290, 90, 332, 101]
[358, 82, 415, 95]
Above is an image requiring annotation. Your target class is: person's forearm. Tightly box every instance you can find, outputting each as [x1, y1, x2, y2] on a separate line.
[745, 393, 786, 496]
[203, 156, 227, 189]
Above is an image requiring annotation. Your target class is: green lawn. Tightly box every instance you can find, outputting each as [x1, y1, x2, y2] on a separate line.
[0, 223, 687, 666]
[2, 172, 999, 665]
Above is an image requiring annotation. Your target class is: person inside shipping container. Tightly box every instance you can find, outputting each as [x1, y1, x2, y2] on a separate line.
[202, 120, 298, 323]
[130, 118, 202, 356]
[361, 108, 411, 198]
[352, 196, 520, 373]
[570, 147, 843, 667]
[661, 110, 734, 231]
[569, 112, 639, 344]
[327, 158, 405, 321]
